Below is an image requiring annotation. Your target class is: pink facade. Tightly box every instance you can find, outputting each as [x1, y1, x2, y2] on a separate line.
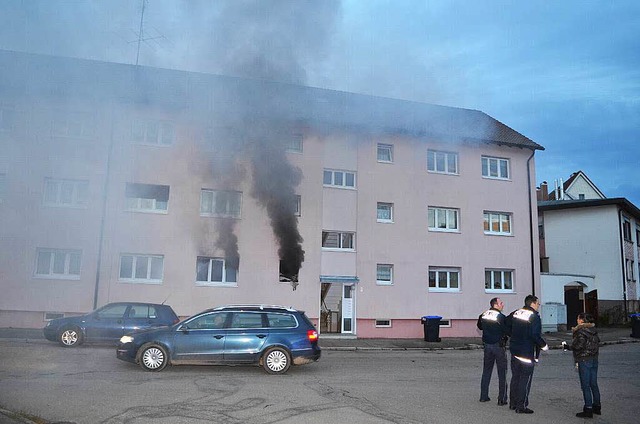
[0, 51, 542, 337]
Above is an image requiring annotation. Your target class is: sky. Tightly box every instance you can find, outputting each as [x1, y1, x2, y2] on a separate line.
[1, 0, 638, 205]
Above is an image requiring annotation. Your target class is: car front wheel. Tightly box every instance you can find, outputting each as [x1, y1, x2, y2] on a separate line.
[262, 347, 291, 375]
[139, 344, 169, 372]
[59, 327, 83, 347]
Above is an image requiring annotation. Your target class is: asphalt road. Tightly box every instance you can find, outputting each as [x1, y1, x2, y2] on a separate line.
[0, 339, 638, 424]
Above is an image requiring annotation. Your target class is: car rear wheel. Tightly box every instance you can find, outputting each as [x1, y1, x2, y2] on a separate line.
[139, 344, 168, 372]
[59, 327, 83, 347]
[262, 347, 291, 375]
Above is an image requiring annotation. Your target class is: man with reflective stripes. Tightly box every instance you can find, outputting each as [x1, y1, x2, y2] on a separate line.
[506, 295, 548, 414]
[477, 297, 509, 405]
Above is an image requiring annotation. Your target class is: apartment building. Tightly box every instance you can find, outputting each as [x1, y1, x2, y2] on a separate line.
[0, 50, 544, 337]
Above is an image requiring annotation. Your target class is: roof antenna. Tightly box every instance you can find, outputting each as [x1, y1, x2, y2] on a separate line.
[130, 0, 168, 66]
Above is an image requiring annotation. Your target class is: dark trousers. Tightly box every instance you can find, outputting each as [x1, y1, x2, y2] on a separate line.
[578, 359, 601, 409]
[480, 343, 507, 402]
[509, 356, 535, 410]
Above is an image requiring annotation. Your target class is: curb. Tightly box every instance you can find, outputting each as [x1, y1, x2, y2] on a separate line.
[0, 407, 41, 424]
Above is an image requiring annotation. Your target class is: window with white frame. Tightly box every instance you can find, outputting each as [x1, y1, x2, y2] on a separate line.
[52, 112, 94, 138]
[482, 156, 510, 179]
[622, 216, 632, 241]
[375, 319, 392, 328]
[35, 248, 81, 279]
[428, 267, 460, 292]
[484, 212, 512, 235]
[485, 269, 514, 292]
[200, 189, 242, 218]
[286, 134, 303, 153]
[119, 254, 164, 283]
[132, 120, 175, 145]
[377, 202, 393, 223]
[323, 169, 356, 189]
[294, 195, 301, 217]
[626, 259, 636, 282]
[376, 264, 393, 285]
[322, 231, 355, 250]
[377, 143, 393, 163]
[428, 207, 459, 232]
[126, 183, 169, 213]
[427, 150, 458, 174]
[196, 257, 238, 285]
[43, 178, 89, 208]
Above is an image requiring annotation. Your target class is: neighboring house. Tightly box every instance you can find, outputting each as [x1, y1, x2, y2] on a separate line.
[0, 50, 544, 338]
[538, 171, 640, 329]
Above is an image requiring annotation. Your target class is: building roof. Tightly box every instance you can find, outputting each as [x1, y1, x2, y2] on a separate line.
[538, 198, 640, 220]
[0, 49, 544, 151]
[547, 170, 605, 200]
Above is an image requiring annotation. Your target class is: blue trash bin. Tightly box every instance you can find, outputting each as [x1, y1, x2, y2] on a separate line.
[421, 315, 442, 342]
[630, 313, 640, 338]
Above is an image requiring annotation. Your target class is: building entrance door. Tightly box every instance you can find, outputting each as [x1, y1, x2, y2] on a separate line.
[565, 287, 584, 328]
[320, 282, 355, 334]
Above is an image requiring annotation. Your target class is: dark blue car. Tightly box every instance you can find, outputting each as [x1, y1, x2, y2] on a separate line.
[116, 305, 321, 374]
[43, 302, 179, 347]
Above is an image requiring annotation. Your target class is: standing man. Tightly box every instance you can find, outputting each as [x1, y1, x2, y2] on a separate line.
[477, 297, 509, 405]
[507, 294, 548, 414]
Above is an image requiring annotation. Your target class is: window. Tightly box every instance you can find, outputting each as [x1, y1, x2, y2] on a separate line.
[119, 254, 164, 283]
[485, 269, 514, 292]
[294, 195, 301, 217]
[482, 156, 510, 179]
[428, 207, 459, 232]
[96, 304, 128, 319]
[132, 120, 175, 145]
[484, 212, 512, 235]
[231, 312, 266, 329]
[128, 305, 158, 319]
[267, 313, 298, 328]
[377, 143, 393, 163]
[52, 112, 94, 138]
[377, 202, 393, 222]
[43, 178, 89, 208]
[428, 267, 460, 292]
[376, 264, 393, 285]
[427, 150, 458, 174]
[375, 319, 391, 328]
[35, 249, 81, 279]
[323, 169, 356, 189]
[623, 216, 632, 241]
[125, 183, 169, 213]
[187, 312, 229, 330]
[626, 259, 636, 282]
[200, 189, 242, 218]
[322, 231, 355, 250]
[196, 257, 238, 285]
[286, 134, 303, 153]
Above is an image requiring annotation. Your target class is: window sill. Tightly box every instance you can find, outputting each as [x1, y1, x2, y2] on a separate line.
[428, 228, 460, 233]
[33, 275, 81, 281]
[484, 232, 513, 237]
[321, 248, 356, 252]
[323, 185, 357, 190]
[485, 289, 514, 294]
[126, 208, 168, 215]
[119, 279, 163, 285]
[482, 176, 511, 181]
[377, 219, 394, 224]
[376, 282, 393, 286]
[427, 170, 459, 176]
[195, 282, 238, 288]
[200, 213, 241, 219]
[428, 289, 460, 293]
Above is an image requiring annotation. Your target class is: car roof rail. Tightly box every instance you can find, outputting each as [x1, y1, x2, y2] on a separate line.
[213, 304, 297, 312]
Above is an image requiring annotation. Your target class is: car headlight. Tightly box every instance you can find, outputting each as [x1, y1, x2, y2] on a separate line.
[120, 335, 134, 344]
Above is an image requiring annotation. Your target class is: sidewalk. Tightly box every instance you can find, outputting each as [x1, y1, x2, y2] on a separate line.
[0, 326, 637, 350]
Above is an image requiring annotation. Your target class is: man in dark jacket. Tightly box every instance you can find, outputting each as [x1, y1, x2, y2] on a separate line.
[477, 297, 508, 405]
[506, 295, 548, 414]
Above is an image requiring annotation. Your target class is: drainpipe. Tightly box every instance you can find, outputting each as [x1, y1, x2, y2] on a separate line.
[618, 208, 629, 320]
[93, 103, 116, 309]
[526, 149, 536, 296]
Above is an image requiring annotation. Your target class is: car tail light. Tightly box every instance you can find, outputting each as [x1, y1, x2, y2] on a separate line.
[307, 329, 318, 342]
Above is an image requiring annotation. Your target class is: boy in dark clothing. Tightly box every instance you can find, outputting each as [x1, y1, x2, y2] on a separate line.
[563, 313, 601, 418]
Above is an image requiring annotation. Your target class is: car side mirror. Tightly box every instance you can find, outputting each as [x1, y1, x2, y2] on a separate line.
[178, 324, 189, 333]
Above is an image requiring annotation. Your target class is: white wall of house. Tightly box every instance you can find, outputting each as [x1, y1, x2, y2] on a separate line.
[542, 205, 624, 300]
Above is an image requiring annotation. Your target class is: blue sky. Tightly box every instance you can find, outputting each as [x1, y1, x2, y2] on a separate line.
[1, 0, 638, 205]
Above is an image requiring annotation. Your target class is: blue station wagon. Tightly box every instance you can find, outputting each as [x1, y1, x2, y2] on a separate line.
[44, 302, 179, 347]
[116, 305, 321, 374]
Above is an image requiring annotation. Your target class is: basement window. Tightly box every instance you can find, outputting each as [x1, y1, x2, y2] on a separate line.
[44, 312, 64, 321]
[375, 319, 391, 328]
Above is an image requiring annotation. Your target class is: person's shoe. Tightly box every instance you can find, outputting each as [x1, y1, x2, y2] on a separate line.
[576, 407, 593, 418]
[509, 404, 516, 410]
[479, 397, 491, 402]
[497, 401, 508, 406]
[515, 408, 534, 414]
[592, 405, 601, 415]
